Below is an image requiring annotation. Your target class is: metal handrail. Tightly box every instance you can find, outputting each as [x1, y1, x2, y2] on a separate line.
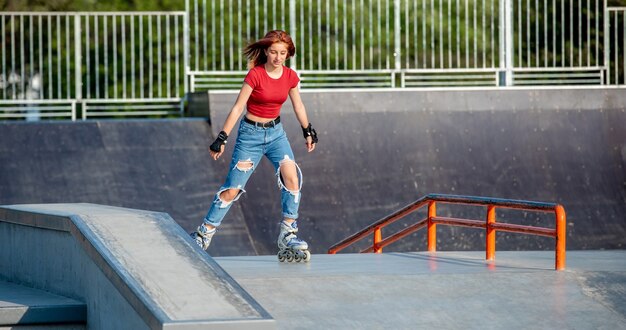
[327, 193, 567, 270]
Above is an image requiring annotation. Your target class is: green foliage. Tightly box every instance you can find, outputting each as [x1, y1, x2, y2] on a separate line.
[1, 0, 184, 11]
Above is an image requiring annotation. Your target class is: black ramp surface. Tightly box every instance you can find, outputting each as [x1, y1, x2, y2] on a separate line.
[209, 89, 626, 255]
[0, 89, 625, 257]
[0, 119, 256, 256]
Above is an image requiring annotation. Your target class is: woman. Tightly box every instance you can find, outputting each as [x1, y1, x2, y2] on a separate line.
[191, 30, 318, 262]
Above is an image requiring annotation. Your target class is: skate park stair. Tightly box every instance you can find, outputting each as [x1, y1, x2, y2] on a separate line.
[0, 203, 274, 329]
[0, 280, 86, 328]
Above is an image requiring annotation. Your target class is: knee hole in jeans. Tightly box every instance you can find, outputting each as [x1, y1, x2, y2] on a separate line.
[235, 159, 254, 172]
[219, 188, 241, 202]
[279, 161, 299, 191]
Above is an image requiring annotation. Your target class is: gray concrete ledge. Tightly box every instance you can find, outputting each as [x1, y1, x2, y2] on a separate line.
[0, 204, 275, 330]
[210, 87, 626, 113]
[0, 280, 85, 326]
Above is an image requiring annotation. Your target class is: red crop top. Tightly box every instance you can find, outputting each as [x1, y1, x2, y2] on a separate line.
[244, 65, 300, 119]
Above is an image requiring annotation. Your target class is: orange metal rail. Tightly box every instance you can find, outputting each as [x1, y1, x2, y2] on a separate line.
[327, 194, 567, 270]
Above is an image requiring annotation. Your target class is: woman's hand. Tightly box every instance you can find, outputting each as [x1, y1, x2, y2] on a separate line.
[209, 131, 228, 160]
[302, 123, 318, 153]
[210, 145, 225, 160]
[306, 136, 316, 152]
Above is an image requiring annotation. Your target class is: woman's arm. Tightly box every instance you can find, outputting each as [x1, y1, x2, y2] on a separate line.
[222, 83, 253, 135]
[210, 83, 253, 160]
[289, 87, 316, 152]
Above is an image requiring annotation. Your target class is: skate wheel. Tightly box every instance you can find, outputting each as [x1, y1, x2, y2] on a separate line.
[286, 251, 294, 262]
[294, 253, 302, 262]
[277, 251, 287, 262]
[303, 250, 311, 262]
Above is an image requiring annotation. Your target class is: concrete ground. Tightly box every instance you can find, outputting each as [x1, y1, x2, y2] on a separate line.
[215, 250, 626, 330]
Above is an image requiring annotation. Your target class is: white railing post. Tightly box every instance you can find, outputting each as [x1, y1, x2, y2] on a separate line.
[71, 101, 76, 121]
[289, 0, 296, 71]
[499, 0, 513, 86]
[74, 14, 82, 102]
[603, 0, 610, 85]
[184, 0, 191, 94]
[498, 0, 505, 85]
[184, 12, 190, 95]
[394, 0, 401, 73]
[505, 0, 513, 86]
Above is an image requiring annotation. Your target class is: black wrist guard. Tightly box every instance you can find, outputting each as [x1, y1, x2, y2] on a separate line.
[210, 131, 228, 152]
[302, 123, 318, 144]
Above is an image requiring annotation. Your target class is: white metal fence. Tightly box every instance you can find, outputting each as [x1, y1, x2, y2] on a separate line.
[511, 0, 606, 85]
[187, 0, 619, 90]
[606, 7, 626, 85]
[1, 1, 625, 120]
[1, 11, 188, 120]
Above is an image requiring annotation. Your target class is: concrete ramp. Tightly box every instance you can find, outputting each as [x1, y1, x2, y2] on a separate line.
[0, 119, 256, 257]
[0, 204, 274, 329]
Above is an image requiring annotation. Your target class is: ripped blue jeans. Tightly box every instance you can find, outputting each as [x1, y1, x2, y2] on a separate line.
[203, 118, 302, 228]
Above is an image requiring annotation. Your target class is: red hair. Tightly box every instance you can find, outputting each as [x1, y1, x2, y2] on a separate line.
[243, 30, 296, 69]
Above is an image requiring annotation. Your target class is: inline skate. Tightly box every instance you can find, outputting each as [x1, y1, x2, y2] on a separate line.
[190, 224, 216, 251]
[277, 220, 311, 262]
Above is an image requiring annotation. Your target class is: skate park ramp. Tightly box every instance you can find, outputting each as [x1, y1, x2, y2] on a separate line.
[0, 119, 256, 257]
[0, 88, 625, 256]
[0, 203, 274, 329]
[208, 88, 626, 255]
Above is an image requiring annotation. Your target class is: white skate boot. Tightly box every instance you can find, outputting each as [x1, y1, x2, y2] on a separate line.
[190, 225, 216, 251]
[277, 220, 311, 262]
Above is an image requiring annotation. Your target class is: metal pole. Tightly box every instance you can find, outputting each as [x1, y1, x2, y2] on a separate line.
[1, 15, 5, 100]
[427, 201, 437, 252]
[74, 15, 82, 102]
[555, 205, 566, 270]
[113, 16, 117, 98]
[486, 205, 496, 261]
[65, 16, 70, 99]
[20, 16, 25, 99]
[184, 0, 190, 94]
[505, 0, 513, 85]
[327, 0, 331, 70]
[499, 0, 505, 84]
[157, 16, 162, 97]
[103, 16, 109, 98]
[166, 15, 171, 98]
[122, 15, 126, 99]
[38, 16, 43, 99]
[138, 16, 143, 98]
[394, 0, 401, 71]
[72, 101, 76, 121]
[57, 16, 61, 98]
[374, 227, 382, 254]
[85, 16, 90, 99]
[604, 0, 610, 84]
[497, 0, 514, 85]
[289, 0, 296, 70]
[131, 15, 135, 98]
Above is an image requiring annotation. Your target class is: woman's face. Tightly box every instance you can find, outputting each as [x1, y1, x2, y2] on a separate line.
[264, 42, 289, 68]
